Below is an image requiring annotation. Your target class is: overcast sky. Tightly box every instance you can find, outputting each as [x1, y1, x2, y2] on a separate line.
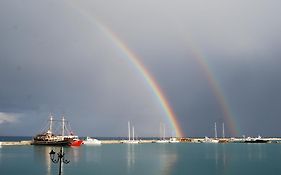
[0, 0, 281, 137]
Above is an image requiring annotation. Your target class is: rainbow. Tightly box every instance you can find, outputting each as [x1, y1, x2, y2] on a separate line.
[67, 1, 239, 137]
[96, 22, 185, 137]
[67, 2, 184, 137]
[188, 46, 239, 136]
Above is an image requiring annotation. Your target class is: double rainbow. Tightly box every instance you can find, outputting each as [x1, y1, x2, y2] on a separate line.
[67, 1, 239, 137]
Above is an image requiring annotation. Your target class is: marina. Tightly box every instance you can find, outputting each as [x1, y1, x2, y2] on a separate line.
[1, 137, 281, 146]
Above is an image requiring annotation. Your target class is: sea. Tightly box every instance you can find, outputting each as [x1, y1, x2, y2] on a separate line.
[1, 136, 281, 175]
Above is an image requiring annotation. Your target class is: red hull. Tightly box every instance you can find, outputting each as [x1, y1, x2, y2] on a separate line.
[69, 140, 83, 146]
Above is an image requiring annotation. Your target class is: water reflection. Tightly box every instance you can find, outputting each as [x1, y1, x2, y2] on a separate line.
[65, 147, 80, 163]
[125, 143, 179, 175]
[247, 144, 266, 160]
[84, 145, 102, 163]
[160, 152, 178, 175]
[155, 144, 178, 175]
[33, 146, 53, 175]
[126, 144, 136, 173]
[214, 144, 227, 167]
[33, 146, 80, 175]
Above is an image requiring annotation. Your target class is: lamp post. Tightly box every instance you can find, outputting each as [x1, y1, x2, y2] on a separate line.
[49, 147, 70, 175]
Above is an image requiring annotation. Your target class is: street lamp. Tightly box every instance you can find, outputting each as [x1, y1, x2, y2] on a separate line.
[49, 147, 70, 175]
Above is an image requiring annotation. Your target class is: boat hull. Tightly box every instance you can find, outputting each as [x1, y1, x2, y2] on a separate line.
[31, 140, 70, 146]
[70, 140, 83, 146]
[244, 140, 268, 143]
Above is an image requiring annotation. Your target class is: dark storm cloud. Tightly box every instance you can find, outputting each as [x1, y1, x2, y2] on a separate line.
[1, 0, 281, 137]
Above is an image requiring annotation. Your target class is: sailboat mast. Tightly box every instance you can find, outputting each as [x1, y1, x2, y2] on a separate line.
[132, 126, 135, 141]
[215, 122, 217, 139]
[128, 121, 131, 141]
[160, 123, 162, 140]
[49, 114, 53, 133]
[222, 123, 225, 138]
[163, 124, 166, 140]
[62, 116, 65, 137]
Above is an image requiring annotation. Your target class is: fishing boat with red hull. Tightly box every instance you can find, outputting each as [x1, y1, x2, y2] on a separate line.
[32, 115, 83, 146]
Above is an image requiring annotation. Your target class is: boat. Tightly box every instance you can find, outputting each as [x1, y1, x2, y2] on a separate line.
[83, 137, 102, 145]
[60, 116, 83, 147]
[31, 132, 72, 146]
[32, 115, 82, 146]
[122, 121, 140, 144]
[155, 123, 169, 143]
[200, 136, 219, 143]
[155, 140, 169, 143]
[169, 137, 180, 143]
[65, 135, 83, 146]
[244, 136, 269, 143]
[200, 123, 219, 143]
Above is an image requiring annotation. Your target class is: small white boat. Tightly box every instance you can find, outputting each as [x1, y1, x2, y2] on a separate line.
[155, 139, 169, 143]
[201, 137, 219, 143]
[83, 137, 101, 145]
[122, 140, 140, 144]
[169, 137, 180, 143]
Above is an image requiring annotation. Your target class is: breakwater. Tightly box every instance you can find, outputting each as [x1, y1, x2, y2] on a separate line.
[0, 140, 32, 146]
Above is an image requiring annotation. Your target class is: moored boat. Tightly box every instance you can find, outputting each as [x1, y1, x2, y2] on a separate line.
[83, 137, 101, 145]
[200, 136, 219, 143]
[244, 136, 269, 143]
[31, 130, 73, 146]
[155, 139, 169, 143]
[32, 115, 82, 146]
[169, 137, 180, 143]
[155, 123, 169, 143]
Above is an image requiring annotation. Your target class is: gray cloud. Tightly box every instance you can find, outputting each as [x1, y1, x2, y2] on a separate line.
[0, 0, 281, 137]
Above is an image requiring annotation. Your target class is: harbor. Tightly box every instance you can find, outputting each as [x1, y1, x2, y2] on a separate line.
[1, 137, 281, 146]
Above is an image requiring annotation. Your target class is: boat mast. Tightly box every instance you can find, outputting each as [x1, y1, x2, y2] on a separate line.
[132, 126, 135, 141]
[49, 114, 53, 133]
[62, 116, 65, 137]
[214, 122, 217, 139]
[222, 122, 225, 138]
[160, 123, 162, 140]
[163, 124, 166, 140]
[128, 121, 131, 141]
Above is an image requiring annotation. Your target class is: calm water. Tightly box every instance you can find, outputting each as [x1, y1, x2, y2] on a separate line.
[1, 143, 281, 175]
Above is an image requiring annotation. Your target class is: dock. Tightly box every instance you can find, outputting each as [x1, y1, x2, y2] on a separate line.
[0, 141, 32, 146]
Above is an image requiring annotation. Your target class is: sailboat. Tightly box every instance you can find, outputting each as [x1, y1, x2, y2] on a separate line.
[32, 115, 72, 146]
[59, 116, 83, 146]
[122, 121, 140, 144]
[32, 114, 82, 146]
[201, 123, 219, 143]
[156, 123, 169, 143]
